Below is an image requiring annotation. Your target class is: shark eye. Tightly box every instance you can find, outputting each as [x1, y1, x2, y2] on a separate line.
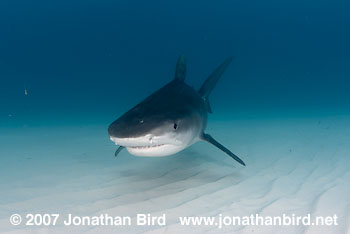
[173, 123, 178, 130]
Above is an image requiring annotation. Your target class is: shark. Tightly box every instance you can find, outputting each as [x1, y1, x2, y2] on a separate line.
[108, 55, 246, 166]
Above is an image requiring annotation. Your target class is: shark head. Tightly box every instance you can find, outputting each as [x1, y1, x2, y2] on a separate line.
[108, 88, 205, 156]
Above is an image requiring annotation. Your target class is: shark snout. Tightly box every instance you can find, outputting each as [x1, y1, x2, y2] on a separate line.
[108, 115, 166, 140]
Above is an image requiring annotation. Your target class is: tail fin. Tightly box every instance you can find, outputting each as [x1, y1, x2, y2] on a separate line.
[198, 57, 233, 98]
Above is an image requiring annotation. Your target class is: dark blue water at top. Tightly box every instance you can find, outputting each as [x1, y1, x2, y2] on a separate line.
[1, 0, 349, 124]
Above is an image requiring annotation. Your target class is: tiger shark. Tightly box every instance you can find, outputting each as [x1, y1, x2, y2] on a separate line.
[108, 55, 245, 166]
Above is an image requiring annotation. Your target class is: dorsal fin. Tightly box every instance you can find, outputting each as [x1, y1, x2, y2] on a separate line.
[198, 57, 233, 98]
[174, 55, 186, 81]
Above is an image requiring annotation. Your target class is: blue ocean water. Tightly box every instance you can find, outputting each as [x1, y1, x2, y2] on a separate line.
[1, 1, 350, 233]
[1, 0, 349, 122]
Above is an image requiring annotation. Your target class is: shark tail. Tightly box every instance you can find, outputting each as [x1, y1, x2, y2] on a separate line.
[198, 57, 233, 113]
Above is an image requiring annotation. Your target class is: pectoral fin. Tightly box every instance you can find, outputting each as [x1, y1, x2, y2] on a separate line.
[202, 133, 246, 166]
[114, 146, 125, 157]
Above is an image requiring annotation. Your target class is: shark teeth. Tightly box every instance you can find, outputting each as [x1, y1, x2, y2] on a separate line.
[130, 144, 165, 149]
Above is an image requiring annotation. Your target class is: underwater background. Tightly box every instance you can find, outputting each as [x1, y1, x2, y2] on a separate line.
[1, 0, 350, 233]
[1, 0, 349, 119]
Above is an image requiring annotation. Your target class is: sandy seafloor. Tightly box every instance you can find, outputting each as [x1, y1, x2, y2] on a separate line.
[0, 111, 349, 234]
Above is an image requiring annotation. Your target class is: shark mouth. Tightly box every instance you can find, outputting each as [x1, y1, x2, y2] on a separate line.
[109, 135, 186, 157]
[109, 135, 169, 148]
[129, 144, 165, 149]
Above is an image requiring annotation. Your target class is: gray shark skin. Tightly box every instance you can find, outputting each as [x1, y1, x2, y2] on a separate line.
[108, 55, 246, 166]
